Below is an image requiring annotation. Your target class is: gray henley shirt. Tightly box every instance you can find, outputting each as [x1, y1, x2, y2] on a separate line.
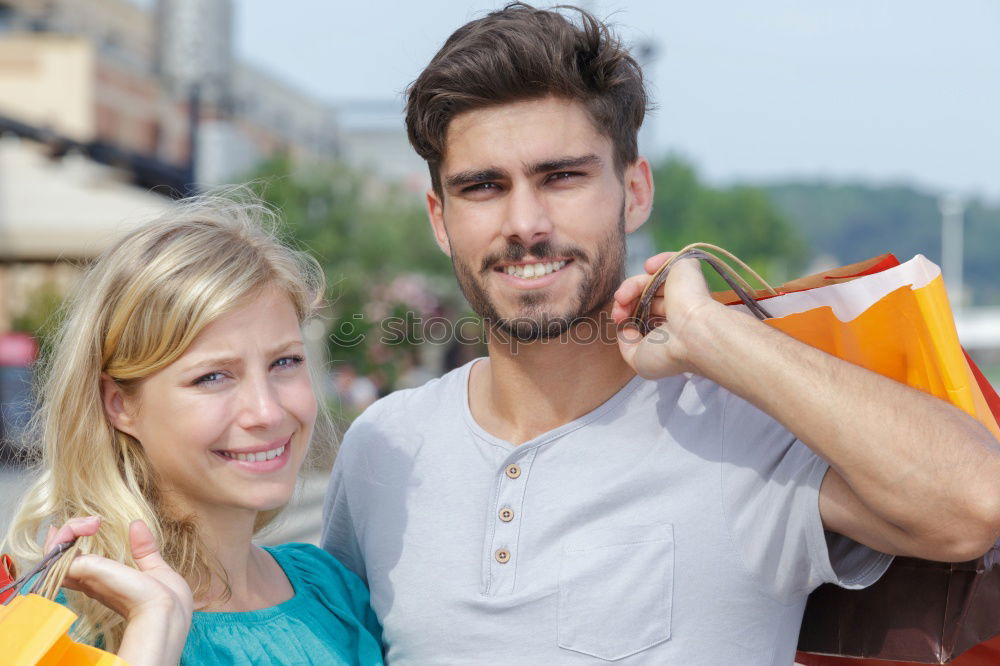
[321, 360, 892, 665]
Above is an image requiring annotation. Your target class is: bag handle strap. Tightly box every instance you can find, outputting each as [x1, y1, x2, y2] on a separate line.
[0, 538, 81, 604]
[632, 243, 777, 334]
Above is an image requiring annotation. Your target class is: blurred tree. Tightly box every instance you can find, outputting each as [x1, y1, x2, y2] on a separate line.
[764, 182, 1000, 305]
[646, 157, 808, 288]
[11, 281, 65, 361]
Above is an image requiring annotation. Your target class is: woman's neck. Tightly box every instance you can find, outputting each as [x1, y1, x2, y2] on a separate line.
[192, 509, 293, 612]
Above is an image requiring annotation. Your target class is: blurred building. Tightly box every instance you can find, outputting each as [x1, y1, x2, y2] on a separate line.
[0, 0, 430, 339]
[337, 99, 428, 194]
[0, 0, 356, 335]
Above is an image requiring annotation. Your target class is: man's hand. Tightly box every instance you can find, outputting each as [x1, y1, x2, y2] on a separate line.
[611, 251, 734, 379]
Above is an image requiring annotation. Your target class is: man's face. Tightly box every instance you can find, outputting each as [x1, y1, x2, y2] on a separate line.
[427, 96, 651, 341]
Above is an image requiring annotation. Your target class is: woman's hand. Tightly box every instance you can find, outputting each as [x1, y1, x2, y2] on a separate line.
[611, 252, 730, 380]
[45, 516, 193, 666]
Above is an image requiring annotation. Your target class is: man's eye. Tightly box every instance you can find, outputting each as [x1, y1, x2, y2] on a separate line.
[462, 182, 500, 194]
[548, 171, 582, 183]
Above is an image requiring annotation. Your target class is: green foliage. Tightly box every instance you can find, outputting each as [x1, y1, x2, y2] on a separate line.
[646, 157, 808, 288]
[763, 182, 1000, 305]
[10, 281, 64, 360]
[245, 157, 458, 385]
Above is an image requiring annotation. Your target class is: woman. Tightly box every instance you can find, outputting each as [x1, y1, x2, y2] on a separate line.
[1, 195, 383, 665]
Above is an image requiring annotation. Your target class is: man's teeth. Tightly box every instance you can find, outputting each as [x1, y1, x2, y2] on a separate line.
[220, 444, 286, 462]
[505, 260, 567, 279]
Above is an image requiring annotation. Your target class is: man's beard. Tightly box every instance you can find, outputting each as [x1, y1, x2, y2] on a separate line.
[450, 206, 627, 343]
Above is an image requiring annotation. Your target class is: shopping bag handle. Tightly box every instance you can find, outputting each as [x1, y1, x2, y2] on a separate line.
[0, 538, 80, 604]
[632, 243, 777, 335]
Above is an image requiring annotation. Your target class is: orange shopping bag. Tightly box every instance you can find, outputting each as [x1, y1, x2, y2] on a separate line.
[749, 253, 999, 440]
[0, 540, 129, 665]
[635, 246, 1000, 664]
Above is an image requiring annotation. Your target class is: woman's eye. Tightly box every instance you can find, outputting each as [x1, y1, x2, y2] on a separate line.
[194, 372, 225, 386]
[273, 355, 304, 370]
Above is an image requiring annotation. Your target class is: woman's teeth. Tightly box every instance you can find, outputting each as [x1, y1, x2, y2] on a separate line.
[220, 444, 286, 462]
[504, 260, 567, 279]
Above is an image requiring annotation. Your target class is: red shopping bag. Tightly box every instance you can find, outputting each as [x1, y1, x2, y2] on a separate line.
[0, 554, 15, 604]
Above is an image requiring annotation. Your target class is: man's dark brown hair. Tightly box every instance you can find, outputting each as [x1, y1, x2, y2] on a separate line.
[405, 2, 648, 196]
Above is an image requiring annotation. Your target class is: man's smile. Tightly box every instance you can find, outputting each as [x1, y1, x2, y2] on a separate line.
[494, 258, 573, 280]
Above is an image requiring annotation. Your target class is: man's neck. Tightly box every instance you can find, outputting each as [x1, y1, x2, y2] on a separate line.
[469, 309, 636, 445]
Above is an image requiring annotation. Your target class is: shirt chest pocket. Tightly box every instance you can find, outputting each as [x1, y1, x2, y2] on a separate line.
[557, 523, 673, 661]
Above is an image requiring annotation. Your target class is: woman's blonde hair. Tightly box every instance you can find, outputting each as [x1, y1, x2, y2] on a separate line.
[2, 193, 332, 650]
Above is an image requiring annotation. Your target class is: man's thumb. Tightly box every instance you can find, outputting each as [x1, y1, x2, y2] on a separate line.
[617, 324, 643, 364]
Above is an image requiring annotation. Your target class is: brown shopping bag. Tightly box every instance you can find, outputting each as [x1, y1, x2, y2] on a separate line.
[0, 539, 129, 665]
[795, 353, 1000, 665]
[635, 246, 1000, 664]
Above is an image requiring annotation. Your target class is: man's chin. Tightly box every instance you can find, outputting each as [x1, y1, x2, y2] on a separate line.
[486, 316, 567, 342]
[485, 305, 608, 343]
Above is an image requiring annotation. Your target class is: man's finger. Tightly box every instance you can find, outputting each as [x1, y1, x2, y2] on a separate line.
[613, 274, 652, 306]
[643, 252, 674, 275]
[617, 324, 642, 367]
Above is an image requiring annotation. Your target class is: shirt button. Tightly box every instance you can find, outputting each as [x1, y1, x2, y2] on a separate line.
[505, 464, 521, 479]
[495, 548, 511, 564]
[499, 507, 515, 522]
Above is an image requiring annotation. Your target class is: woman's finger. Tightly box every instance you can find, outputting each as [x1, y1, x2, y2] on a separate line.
[128, 521, 170, 573]
[43, 516, 100, 554]
[62, 553, 154, 616]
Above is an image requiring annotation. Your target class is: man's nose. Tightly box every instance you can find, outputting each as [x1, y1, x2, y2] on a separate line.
[501, 183, 553, 247]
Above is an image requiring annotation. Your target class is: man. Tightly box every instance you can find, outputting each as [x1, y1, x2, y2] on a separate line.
[322, 4, 1000, 664]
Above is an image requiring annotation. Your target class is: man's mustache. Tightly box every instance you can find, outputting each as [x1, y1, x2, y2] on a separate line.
[480, 241, 588, 274]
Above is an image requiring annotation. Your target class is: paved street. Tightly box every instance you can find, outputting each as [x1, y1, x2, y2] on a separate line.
[0, 463, 328, 547]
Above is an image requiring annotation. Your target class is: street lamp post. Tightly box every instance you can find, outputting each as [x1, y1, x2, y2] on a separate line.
[939, 193, 965, 312]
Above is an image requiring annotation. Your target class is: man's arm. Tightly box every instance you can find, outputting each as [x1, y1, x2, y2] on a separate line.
[613, 253, 1000, 562]
[321, 440, 367, 581]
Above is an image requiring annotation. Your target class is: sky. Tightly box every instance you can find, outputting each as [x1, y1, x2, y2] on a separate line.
[233, 0, 1000, 202]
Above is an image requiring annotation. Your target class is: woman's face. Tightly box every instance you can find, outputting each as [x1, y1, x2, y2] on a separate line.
[105, 288, 317, 521]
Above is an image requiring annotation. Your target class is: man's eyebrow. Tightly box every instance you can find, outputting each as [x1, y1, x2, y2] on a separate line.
[445, 167, 507, 189]
[528, 154, 602, 176]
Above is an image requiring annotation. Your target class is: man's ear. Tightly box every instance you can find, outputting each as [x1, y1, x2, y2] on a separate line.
[623, 157, 654, 234]
[426, 188, 452, 257]
[100, 374, 138, 439]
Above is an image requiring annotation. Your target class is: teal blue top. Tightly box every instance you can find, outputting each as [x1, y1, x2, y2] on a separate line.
[181, 543, 383, 666]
